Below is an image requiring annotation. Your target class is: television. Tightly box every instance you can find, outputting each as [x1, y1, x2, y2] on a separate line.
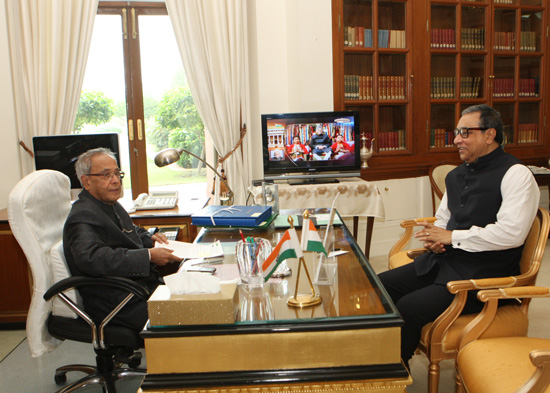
[261, 110, 360, 183]
[33, 133, 121, 189]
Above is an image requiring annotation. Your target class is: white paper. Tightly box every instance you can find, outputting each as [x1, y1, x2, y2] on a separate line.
[155, 240, 224, 259]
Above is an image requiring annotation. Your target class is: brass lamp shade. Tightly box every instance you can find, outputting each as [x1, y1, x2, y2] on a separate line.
[154, 148, 183, 167]
[153, 147, 234, 205]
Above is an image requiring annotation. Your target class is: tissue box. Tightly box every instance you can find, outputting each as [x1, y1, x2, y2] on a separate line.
[147, 284, 239, 326]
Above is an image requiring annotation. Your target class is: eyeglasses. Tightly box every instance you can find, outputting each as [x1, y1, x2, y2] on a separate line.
[453, 127, 489, 139]
[86, 170, 125, 181]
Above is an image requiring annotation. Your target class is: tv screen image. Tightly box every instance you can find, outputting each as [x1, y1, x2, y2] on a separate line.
[261, 111, 360, 182]
[33, 133, 120, 189]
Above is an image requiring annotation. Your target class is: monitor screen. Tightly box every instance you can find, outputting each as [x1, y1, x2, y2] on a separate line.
[261, 111, 360, 179]
[33, 133, 120, 189]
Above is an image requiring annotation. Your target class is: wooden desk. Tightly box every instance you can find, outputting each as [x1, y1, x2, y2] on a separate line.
[0, 209, 31, 324]
[0, 196, 209, 324]
[252, 178, 384, 258]
[128, 196, 210, 243]
[140, 210, 411, 393]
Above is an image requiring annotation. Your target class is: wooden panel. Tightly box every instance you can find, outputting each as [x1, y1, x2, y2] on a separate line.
[0, 228, 31, 323]
[145, 327, 401, 375]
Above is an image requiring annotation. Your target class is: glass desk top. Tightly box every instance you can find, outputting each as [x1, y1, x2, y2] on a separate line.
[143, 208, 401, 334]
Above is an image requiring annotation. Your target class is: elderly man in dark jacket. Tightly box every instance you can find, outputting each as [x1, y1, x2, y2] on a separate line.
[63, 148, 182, 331]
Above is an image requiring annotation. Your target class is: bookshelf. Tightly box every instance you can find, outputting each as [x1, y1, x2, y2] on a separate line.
[332, 0, 549, 181]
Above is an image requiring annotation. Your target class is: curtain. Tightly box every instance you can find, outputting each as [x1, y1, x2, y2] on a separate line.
[6, 0, 98, 176]
[166, 0, 251, 205]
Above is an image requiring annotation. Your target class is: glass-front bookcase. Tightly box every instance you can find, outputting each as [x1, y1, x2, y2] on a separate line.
[335, 0, 412, 154]
[332, 0, 549, 180]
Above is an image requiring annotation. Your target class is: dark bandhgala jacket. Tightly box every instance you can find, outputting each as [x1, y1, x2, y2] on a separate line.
[63, 189, 163, 330]
[414, 147, 523, 284]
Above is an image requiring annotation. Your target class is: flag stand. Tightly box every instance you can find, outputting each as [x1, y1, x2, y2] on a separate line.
[287, 211, 322, 308]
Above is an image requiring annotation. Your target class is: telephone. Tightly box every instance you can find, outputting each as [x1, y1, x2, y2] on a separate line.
[133, 191, 179, 210]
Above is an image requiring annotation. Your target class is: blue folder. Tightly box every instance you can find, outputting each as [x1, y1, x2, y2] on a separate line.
[192, 205, 272, 227]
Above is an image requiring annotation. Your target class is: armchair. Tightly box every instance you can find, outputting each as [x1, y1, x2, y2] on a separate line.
[8, 170, 150, 393]
[456, 286, 550, 393]
[428, 163, 457, 215]
[388, 163, 456, 270]
[386, 207, 550, 393]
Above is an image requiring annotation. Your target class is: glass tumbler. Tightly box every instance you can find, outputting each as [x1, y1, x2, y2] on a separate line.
[235, 237, 272, 288]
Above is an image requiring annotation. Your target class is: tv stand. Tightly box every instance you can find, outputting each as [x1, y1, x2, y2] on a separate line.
[288, 178, 340, 185]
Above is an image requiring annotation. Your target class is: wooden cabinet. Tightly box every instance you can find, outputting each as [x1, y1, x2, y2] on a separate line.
[332, 0, 549, 180]
[0, 219, 31, 324]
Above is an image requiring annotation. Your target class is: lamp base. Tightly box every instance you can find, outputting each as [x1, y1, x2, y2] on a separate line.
[287, 294, 322, 308]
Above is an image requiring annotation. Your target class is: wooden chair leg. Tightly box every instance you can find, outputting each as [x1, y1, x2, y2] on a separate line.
[428, 361, 441, 393]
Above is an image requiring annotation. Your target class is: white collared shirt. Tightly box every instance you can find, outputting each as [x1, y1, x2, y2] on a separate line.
[435, 164, 540, 252]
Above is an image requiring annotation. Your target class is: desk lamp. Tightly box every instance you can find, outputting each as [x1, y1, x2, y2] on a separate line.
[154, 147, 234, 205]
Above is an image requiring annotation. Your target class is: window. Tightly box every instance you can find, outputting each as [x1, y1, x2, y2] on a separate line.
[77, 2, 207, 199]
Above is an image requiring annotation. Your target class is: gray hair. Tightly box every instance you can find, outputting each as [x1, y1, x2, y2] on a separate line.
[75, 148, 117, 186]
[461, 104, 504, 145]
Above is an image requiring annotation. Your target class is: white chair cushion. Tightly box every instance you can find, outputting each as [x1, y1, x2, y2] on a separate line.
[50, 240, 81, 319]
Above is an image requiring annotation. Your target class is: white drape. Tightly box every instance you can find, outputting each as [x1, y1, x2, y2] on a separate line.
[166, 0, 251, 204]
[6, 0, 99, 176]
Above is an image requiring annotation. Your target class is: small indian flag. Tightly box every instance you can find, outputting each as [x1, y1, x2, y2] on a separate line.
[301, 218, 327, 256]
[262, 228, 302, 281]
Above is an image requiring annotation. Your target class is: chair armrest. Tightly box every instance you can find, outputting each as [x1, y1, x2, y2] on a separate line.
[388, 217, 437, 258]
[447, 276, 522, 294]
[457, 287, 550, 352]
[44, 276, 150, 302]
[426, 277, 530, 347]
[476, 286, 550, 302]
[44, 276, 151, 350]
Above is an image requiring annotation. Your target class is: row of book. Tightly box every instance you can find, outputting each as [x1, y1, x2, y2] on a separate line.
[494, 32, 515, 51]
[430, 129, 455, 148]
[344, 75, 406, 101]
[520, 31, 537, 52]
[518, 124, 538, 144]
[378, 130, 406, 151]
[378, 30, 406, 49]
[431, 29, 456, 49]
[494, 78, 539, 98]
[431, 76, 538, 99]
[343, 27, 406, 49]
[518, 78, 538, 97]
[431, 29, 537, 52]
[431, 77, 456, 99]
[461, 28, 485, 50]
[344, 27, 373, 48]
[460, 76, 482, 99]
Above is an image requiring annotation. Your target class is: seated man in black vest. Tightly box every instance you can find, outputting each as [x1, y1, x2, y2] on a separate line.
[378, 104, 540, 368]
[63, 148, 183, 332]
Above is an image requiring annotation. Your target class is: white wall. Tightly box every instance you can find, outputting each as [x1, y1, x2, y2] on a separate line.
[0, 0, 21, 209]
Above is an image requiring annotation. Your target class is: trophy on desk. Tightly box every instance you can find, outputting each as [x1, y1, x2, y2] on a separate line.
[360, 134, 375, 168]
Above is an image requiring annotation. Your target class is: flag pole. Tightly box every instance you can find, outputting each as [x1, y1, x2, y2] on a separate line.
[287, 211, 322, 308]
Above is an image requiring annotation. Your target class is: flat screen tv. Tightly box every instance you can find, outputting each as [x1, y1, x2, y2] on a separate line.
[33, 133, 120, 189]
[261, 110, 360, 183]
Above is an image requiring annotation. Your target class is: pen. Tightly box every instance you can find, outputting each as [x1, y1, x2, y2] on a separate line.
[239, 229, 246, 242]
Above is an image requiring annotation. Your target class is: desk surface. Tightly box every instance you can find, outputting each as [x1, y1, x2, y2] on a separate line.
[140, 209, 407, 392]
